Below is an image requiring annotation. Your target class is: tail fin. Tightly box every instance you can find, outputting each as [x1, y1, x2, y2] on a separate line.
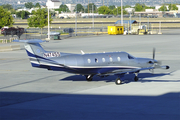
[13, 39, 51, 68]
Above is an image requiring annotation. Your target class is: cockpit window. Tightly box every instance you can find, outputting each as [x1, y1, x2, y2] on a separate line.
[128, 54, 134, 59]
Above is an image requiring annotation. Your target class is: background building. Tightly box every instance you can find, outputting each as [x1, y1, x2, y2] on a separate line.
[46, 0, 62, 9]
[66, 4, 76, 13]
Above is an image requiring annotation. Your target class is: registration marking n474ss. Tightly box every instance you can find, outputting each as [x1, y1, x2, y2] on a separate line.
[43, 52, 60, 58]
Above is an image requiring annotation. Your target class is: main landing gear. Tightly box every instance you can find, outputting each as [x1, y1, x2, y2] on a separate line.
[134, 73, 139, 82]
[115, 73, 139, 85]
[115, 78, 122, 85]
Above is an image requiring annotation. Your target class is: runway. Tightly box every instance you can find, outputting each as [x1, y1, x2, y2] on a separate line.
[0, 34, 180, 120]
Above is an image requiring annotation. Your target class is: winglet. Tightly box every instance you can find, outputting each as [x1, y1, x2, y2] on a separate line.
[81, 50, 85, 55]
[13, 39, 48, 43]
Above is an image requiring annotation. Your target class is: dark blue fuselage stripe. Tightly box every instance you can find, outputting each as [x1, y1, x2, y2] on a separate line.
[30, 62, 134, 74]
[26, 50, 57, 63]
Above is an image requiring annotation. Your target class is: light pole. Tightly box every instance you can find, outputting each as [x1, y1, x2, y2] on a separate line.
[92, 4, 94, 31]
[139, 13, 141, 26]
[121, 0, 123, 26]
[47, 0, 50, 40]
[88, 0, 89, 15]
[75, 3, 77, 36]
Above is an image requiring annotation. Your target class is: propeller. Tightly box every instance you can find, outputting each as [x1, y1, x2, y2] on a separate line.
[149, 48, 166, 73]
[150, 48, 161, 74]
[151, 48, 156, 74]
[153, 48, 155, 61]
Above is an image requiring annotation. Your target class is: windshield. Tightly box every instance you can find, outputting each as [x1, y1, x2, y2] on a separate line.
[128, 54, 135, 59]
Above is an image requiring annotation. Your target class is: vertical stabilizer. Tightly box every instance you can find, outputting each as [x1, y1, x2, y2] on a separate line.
[25, 43, 46, 67]
[13, 39, 47, 67]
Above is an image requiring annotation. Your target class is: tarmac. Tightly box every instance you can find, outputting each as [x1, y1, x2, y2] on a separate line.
[0, 32, 180, 120]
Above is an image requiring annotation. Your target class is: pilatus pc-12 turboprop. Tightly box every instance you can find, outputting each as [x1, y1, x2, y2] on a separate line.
[14, 39, 170, 85]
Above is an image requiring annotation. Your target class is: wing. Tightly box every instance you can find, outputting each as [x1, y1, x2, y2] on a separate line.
[97, 66, 155, 76]
[98, 65, 169, 76]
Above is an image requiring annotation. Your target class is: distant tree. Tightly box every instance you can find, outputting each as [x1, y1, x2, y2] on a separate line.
[74, 4, 84, 12]
[85, 3, 97, 13]
[27, 8, 52, 34]
[60, 4, 70, 12]
[35, 3, 41, 8]
[109, 5, 115, 10]
[112, 6, 127, 15]
[98, 6, 112, 14]
[55, 4, 70, 13]
[25, 2, 34, 9]
[1, 4, 13, 10]
[169, 4, 178, 10]
[134, 3, 145, 11]
[17, 7, 23, 9]
[124, 5, 131, 8]
[16, 10, 30, 19]
[10, 9, 16, 14]
[145, 6, 155, 9]
[158, 5, 168, 11]
[0, 7, 14, 29]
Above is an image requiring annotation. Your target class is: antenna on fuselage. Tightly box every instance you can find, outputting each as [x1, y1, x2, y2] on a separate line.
[81, 50, 85, 55]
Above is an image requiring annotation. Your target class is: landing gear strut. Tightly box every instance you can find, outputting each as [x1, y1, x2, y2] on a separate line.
[134, 73, 139, 81]
[115, 78, 122, 85]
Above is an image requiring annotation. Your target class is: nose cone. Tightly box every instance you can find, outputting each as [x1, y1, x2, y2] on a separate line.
[154, 59, 158, 63]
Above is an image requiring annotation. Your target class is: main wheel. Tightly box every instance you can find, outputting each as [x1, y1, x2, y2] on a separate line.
[86, 75, 93, 82]
[134, 76, 138, 81]
[115, 78, 122, 85]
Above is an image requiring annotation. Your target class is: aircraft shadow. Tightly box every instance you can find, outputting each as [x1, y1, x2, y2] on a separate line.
[0, 91, 179, 120]
[60, 72, 179, 84]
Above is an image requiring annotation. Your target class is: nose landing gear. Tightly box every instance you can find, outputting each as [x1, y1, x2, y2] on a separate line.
[86, 75, 93, 81]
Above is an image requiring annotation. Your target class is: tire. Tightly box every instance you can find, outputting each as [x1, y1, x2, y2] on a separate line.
[134, 76, 138, 81]
[86, 75, 93, 82]
[115, 78, 122, 85]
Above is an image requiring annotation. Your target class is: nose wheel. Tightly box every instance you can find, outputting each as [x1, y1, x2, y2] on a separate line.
[86, 75, 93, 81]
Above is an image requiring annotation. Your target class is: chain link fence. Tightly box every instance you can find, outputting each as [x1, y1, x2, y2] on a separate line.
[17, 27, 108, 40]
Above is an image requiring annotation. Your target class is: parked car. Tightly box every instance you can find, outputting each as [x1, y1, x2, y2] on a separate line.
[63, 28, 74, 33]
[1, 27, 24, 37]
[60, 16, 64, 19]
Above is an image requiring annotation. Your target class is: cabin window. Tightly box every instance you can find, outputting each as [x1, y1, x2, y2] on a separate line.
[95, 58, 98, 63]
[87, 59, 91, 63]
[102, 58, 105, 62]
[109, 57, 113, 62]
[117, 57, 121, 61]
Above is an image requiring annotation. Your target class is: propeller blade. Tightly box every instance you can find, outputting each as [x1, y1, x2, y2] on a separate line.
[153, 48, 155, 60]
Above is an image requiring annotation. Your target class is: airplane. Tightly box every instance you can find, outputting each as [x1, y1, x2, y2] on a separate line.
[13, 39, 170, 85]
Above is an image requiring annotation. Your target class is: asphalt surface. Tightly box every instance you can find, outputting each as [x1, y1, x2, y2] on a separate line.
[0, 32, 180, 120]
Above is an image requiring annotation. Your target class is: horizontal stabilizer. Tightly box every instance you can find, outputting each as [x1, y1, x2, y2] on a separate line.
[13, 39, 47, 44]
